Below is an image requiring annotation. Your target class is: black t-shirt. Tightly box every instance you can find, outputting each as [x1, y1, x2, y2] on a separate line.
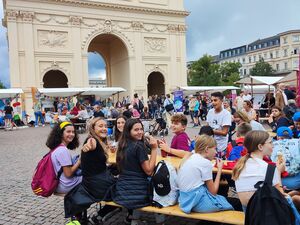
[123, 110, 132, 119]
[81, 139, 107, 177]
[4, 106, 13, 115]
[121, 140, 149, 175]
[94, 110, 105, 118]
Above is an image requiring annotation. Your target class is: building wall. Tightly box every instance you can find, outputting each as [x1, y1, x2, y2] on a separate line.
[3, 0, 188, 113]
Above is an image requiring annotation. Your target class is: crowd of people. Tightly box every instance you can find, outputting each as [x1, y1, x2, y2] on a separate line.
[34, 85, 300, 224]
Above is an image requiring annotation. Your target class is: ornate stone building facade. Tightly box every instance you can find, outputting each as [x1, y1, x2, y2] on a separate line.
[3, 0, 188, 112]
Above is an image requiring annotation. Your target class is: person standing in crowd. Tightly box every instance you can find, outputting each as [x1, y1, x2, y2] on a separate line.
[192, 96, 200, 127]
[33, 100, 45, 127]
[163, 94, 175, 128]
[242, 100, 257, 121]
[183, 96, 189, 115]
[275, 83, 288, 110]
[206, 92, 232, 159]
[200, 95, 208, 121]
[47, 122, 82, 194]
[188, 95, 196, 123]
[292, 112, 300, 138]
[242, 90, 252, 102]
[4, 101, 13, 129]
[283, 99, 298, 121]
[132, 93, 144, 114]
[224, 99, 236, 142]
[234, 91, 244, 111]
[284, 85, 296, 100]
[268, 106, 292, 133]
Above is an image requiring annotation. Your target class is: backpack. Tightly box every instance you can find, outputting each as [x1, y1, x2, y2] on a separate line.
[151, 160, 178, 207]
[31, 146, 63, 197]
[227, 140, 247, 160]
[245, 164, 295, 225]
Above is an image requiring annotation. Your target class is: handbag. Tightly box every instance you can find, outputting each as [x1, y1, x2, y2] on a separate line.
[165, 99, 174, 112]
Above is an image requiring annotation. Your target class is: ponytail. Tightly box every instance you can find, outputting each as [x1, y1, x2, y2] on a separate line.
[232, 154, 251, 180]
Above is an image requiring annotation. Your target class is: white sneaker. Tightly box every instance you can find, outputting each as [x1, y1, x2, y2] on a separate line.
[42, 124, 45, 127]
[35, 125, 38, 128]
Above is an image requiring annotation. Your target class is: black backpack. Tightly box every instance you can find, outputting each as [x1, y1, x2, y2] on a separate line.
[245, 164, 295, 225]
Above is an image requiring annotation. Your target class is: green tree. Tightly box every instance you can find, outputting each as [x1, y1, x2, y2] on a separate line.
[219, 61, 242, 86]
[250, 58, 275, 76]
[0, 80, 6, 89]
[188, 54, 221, 86]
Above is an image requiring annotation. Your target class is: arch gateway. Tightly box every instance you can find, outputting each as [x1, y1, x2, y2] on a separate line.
[3, 0, 188, 113]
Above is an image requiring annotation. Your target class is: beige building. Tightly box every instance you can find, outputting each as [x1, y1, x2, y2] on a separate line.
[3, 0, 188, 113]
[218, 30, 300, 76]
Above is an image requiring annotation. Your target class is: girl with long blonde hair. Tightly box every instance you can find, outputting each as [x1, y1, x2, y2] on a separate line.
[177, 135, 233, 213]
[233, 130, 281, 211]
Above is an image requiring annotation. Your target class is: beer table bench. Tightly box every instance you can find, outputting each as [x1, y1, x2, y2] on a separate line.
[102, 201, 245, 225]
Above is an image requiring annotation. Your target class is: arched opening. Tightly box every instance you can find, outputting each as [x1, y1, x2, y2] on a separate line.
[87, 34, 129, 91]
[43, 70, 68, 88]
[147, 72, 165, 97]
[88, 52, 106, 88]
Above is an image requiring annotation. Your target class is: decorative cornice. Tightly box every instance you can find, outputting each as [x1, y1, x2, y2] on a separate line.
[20, 11, 35, 23]
[5, 9, 19, 22]
[39, 0, 189, 17]
[70, 16, 82, 26]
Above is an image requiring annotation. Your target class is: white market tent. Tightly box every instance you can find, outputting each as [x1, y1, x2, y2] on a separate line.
[178, 86, 240, 95]
[81, 87, 126, 97]
[235, 76, 284, 86]
[38, 88, 85, 97]
[38, 87, 126, 97]
[0, 88, 23, 98]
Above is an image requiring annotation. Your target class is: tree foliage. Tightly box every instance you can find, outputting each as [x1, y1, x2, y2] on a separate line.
[0, 80, 6, 89]
[188, 55, 241, 86]
[250, 58, 275, 76]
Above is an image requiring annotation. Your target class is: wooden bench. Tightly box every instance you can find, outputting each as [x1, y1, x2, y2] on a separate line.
[102, 201, 245, 225]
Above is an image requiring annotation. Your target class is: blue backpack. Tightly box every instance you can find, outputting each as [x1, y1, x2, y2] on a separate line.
[228, 140, 245, 160]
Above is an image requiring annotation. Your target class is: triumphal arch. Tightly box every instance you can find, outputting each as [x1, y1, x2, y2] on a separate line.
[3, 0, 188, 111]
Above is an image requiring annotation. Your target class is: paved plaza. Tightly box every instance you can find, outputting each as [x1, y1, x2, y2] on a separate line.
[0, 124, 220, 225]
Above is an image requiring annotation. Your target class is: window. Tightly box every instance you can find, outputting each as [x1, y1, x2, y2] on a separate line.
[284, 49, 288, 57]
[276, 51, 279, 58]
[224, 52, 227, 57]
[253, 45, 257, 50]
[228, 51, 231, 57]
[249, 57, 252, 63]
[259, 44, 262, 48]
[264, 43, 267, 47]
[264, 53, 267, 59]
[275, 39, 279, 45]
[276, 64, 279, 71]
[283, 37, 287, 44]
[293, 35, 299, 42]
[269, 41, 273, 46]
[237, 49, 240, 54]
[294, 48, 299, 54]
[294, 60, 299, 68]
[242, 58, 245, 63]
[254, 55, 256, 61]
[270, 52, 273, 59]
[284, 62, 288, 70]
[259, 55, 262, 60]
[249, 46, 252, 51]
[238, 58, 240, 63]
[244, 69, 247, 75]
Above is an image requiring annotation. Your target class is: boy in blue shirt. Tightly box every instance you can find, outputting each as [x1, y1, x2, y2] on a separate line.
[292, 112, 300, 138]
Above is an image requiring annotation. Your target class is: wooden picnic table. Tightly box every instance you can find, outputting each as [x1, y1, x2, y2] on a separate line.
[107, 152, 233, 175]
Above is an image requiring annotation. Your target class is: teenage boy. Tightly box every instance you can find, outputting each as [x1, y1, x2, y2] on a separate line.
[226, 123, 252, 160]
[206, 92, 232, 159]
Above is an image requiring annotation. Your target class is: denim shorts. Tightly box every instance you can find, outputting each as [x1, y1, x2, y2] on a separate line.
[4, 114, 12, 120]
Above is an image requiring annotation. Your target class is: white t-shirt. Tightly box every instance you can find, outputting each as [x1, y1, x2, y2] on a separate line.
[250, 120, 265, 131]
[207, 108, 232, 152]
[177, 154, 213, 192]
[235, 157, 280, 193]
[243, 94, 252, 101]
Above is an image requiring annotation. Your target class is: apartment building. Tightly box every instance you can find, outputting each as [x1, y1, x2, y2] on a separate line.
[218, 30, 300, 77]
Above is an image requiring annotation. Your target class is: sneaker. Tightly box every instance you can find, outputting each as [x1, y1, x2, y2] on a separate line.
[35, 125, 38, 128]
[42, 124, 45, 127]
[90, 207, 121, 224]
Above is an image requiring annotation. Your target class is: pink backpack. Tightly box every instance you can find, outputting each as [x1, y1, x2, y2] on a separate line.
[31, 146, 63, 197]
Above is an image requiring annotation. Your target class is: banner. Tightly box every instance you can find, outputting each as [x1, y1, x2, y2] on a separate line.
[173, 90, 184, 112]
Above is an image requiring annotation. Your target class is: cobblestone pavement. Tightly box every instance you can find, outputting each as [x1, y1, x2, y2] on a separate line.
[0, 123, 221, 225]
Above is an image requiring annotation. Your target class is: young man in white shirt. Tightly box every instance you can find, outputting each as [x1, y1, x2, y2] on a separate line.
[206, 92, 232, 158]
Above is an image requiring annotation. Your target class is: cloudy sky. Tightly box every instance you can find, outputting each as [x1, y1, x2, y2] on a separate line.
[1, 0, 300, 87]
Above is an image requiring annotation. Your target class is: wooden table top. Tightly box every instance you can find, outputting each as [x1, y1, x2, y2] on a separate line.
[107, 152, 233, 175]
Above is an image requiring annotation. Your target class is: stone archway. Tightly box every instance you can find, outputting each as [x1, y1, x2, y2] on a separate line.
[87, 33, 130, 91]
[43, 70, 68, 88]
[147, 72, 165, 96]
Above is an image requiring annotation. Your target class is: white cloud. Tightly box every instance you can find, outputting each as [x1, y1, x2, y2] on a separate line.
[89, 69, 106, 80]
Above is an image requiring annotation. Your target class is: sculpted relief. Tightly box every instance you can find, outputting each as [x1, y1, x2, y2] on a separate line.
[38, 30, 68, 48]
[144, 37, 167, 54]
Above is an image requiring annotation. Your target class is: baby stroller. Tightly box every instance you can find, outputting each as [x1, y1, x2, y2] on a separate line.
[149, 117, 168, 136]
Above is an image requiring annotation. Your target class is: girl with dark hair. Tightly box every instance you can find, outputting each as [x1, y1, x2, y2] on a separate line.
[114, 116, 127, 142]
[242, 100, 257, 121]
[268, 106, 292, 132]
[47, 122, 81, 194]
[113, 118, 162, 224]
[64, 118, 119, 221]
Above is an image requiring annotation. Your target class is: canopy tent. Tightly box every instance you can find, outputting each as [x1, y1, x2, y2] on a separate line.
[235, 76, 284, 86]
[81, 87, 126, 97]
[177, 86, 239, 95]
[277, 70, 297, 86]
[38, 88, 85, 97]
[38, 87, 126, 98]
[0, 88, 24, 98]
